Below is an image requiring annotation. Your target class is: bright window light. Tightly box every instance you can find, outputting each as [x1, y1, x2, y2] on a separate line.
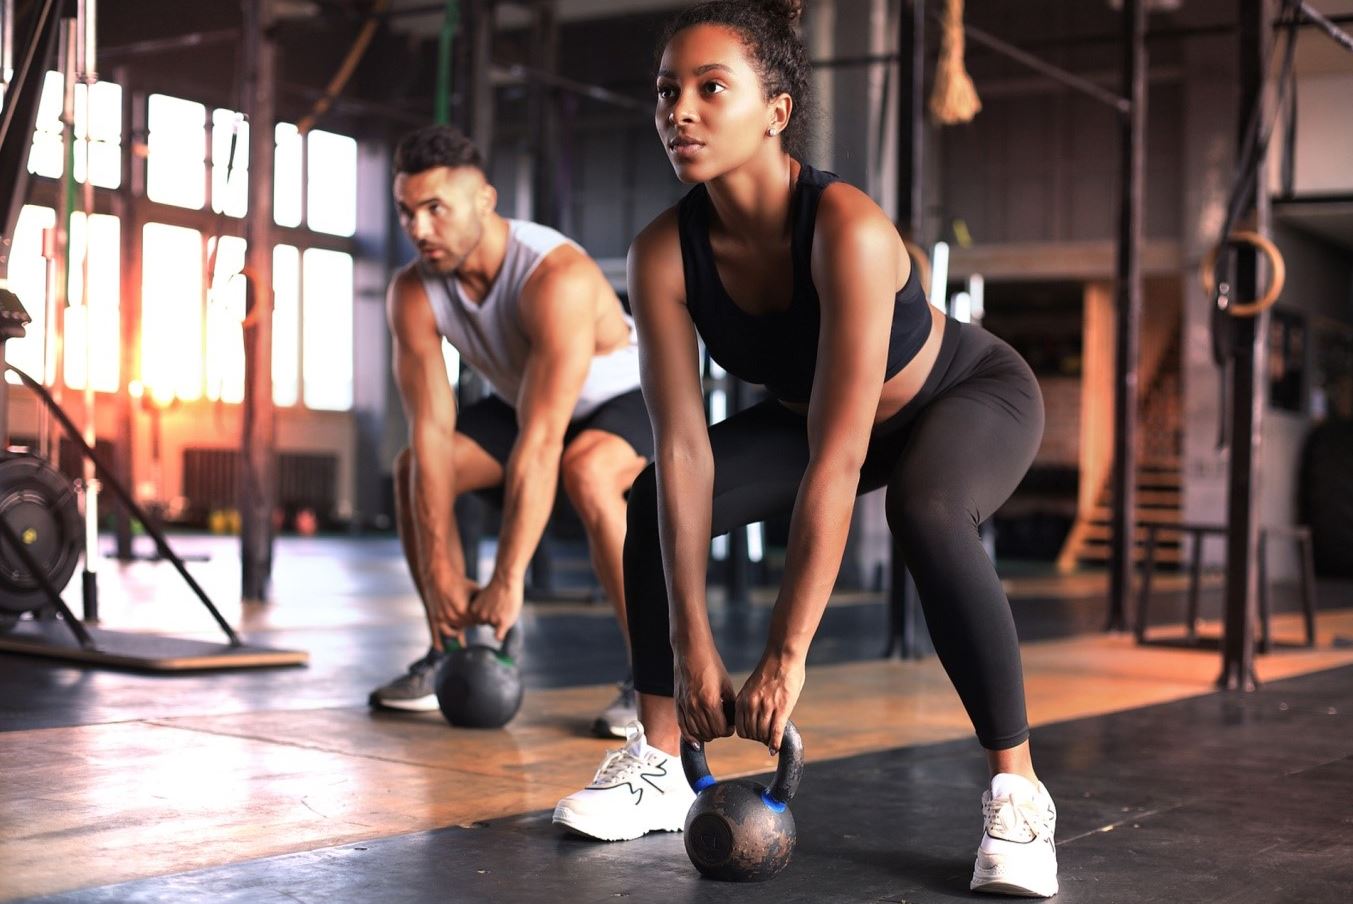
[6, 205, 56, 383]
[27, 72, 122, 188]
[211, 109, 250, 218]
[205, 236, 247, 403]
[141, 223, 204, 401]
[63, 212, 121, 392]
[301, 248, 353, 411]
[146, 94, 206, 209]
[306, 129, 357, 237]
[274, 123, 303, 227]
[272, 244, 300, 406]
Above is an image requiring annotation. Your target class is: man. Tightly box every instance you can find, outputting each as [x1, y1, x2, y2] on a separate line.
[371, 125, 649, 738]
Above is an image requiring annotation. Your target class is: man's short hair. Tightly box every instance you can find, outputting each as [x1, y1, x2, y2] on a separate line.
[393, 125, 485, 176]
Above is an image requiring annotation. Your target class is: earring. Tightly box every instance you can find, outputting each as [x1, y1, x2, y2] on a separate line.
[768, 127, 779, 136]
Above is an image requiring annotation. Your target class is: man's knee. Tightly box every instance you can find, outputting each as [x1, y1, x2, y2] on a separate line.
[394, 447, 413, 484]
[561, 446, 625, 518]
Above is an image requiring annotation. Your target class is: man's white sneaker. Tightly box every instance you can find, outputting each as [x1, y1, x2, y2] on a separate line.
[970, 773, 1059, 898]
[552, 722, 695, 841]
[591, 679, 638, 739]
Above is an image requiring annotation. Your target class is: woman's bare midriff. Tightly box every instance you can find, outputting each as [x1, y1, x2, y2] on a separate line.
[778, 303, 946, 426]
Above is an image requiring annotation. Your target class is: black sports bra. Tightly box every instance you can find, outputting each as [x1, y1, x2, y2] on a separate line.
[676, 163, 931, 404]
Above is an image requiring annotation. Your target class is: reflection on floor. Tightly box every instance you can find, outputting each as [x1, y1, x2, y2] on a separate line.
[0, 536, 1349, 901]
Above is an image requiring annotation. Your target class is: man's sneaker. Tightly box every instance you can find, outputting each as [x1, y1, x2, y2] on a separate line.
[970, 773, 1059, 898]
[553, 722, 695, 841]
[591, 679, 638, 739]
[368, 646, 446, 712]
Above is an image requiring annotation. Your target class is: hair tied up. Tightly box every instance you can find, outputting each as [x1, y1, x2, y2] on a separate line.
[755, 0, 803, 25]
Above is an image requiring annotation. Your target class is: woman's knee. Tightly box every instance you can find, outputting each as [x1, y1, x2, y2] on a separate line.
[886, 485, 978, 548]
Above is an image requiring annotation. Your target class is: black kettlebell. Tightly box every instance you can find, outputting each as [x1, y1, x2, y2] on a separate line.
[434, 624, 524, 729]
[680, 720, 804, 882]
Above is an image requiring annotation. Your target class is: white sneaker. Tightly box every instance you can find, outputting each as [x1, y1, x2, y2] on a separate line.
[970, 773, 1059, 898]
[552, 722, 695, 841]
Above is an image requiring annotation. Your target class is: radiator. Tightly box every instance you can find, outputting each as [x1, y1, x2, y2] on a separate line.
[182, 448, 338, 520]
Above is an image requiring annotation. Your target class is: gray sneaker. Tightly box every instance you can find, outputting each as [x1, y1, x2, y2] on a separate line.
[591, 678, 638, 739]
[368, 646, 446, 712]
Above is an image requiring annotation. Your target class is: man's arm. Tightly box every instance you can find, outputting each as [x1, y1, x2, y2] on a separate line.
[387, 269, 471, 646]
[470, 251, 595, 636]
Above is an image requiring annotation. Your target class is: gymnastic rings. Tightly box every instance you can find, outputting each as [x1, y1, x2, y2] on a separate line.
[1200, 230, 1286, 318]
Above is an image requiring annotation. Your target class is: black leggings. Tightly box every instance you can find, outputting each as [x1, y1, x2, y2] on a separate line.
[624, 319, 1045, 750]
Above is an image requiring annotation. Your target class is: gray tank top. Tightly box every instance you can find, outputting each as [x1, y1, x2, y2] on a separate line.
[417, 219, 641, 419]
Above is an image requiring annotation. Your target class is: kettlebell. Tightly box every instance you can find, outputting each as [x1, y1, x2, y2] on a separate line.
[434, 624, 524, 729]
[680, 720, 804, 882]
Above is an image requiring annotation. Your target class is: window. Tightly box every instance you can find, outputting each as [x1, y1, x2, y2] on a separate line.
[27, 72, 122, 188]
[5, 206, 120, 391]
[5, 205, 55, 384]
[146, 94, 206, 209]
[63, 212, 122, 392]
[306, 129, 357, 236]
[274, 123, 303, 228]
[272, 244, 301, 406]
[141, 223, 204, 401]
[204, 237, 247, 403]
[211, 110, 250, 218]
[301, 248, 353, 411]
[274, 125, 358, 235]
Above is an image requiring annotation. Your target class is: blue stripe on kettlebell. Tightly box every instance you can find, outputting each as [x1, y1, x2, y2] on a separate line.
[693, 775, 717, 792]
[760, 790, 786, 813]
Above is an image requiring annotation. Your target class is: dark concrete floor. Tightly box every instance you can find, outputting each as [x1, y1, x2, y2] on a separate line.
[22, 663, 1353, 904]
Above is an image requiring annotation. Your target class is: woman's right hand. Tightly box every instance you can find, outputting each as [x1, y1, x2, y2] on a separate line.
[674, 642, 736, 745]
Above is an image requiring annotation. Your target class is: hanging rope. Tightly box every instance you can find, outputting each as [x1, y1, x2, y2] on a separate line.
[297, 0, 394, 135]
[929, 0, 981, 125]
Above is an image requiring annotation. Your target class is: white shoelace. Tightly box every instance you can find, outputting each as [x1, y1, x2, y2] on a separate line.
[590, 746, 650, 787]
[984, 793, 1053, 843]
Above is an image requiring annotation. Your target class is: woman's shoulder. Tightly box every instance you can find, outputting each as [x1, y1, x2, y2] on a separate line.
[814, 179, 899, 249]
[631, 203, 683, 262]
[627, 204, 687, 299]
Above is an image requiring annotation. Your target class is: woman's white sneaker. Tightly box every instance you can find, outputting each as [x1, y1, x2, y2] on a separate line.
[552, 722, 695, 841]
[970, 773, 1059, 898]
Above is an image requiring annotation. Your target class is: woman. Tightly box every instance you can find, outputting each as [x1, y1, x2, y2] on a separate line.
[553, 2, 1057, 896]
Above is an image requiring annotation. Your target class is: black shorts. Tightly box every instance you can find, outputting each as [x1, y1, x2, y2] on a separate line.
[456, 389, 654, 466]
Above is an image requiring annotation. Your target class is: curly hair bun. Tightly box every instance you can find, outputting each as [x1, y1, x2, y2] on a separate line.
[755, 0, 803, 24]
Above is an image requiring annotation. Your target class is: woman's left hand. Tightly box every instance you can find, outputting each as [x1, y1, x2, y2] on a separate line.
[736, 651, 806, 755]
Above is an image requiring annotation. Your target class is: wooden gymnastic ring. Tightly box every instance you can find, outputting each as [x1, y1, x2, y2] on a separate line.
[1200, 230, 1286, 318]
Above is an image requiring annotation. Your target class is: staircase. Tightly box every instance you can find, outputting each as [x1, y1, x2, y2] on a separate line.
[1056, 336, 1184, 571]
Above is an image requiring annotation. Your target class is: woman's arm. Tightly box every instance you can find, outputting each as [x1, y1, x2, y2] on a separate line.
[628, 211, 734, 742]
[738, 184, 910, 750]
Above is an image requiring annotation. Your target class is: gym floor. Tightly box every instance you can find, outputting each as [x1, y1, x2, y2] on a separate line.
[2, 536, 1351, 903]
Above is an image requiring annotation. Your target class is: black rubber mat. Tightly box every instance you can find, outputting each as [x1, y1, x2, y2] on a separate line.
[25, 665, 1353, 903]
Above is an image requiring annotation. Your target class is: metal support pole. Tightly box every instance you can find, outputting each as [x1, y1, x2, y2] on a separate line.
[1107, 0, 1147, 632]
[112, 69, 138, 560]
[240, 0, 277, 602]
[434, 0, 458, 125]
[1218, 0, 1273, 692]
[76, 0, 99, 622]
[465, 0, 494, 152]
[897, 0, 923, 238]
[0, 0, 13, 107]
[528, 0, 560, 228]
